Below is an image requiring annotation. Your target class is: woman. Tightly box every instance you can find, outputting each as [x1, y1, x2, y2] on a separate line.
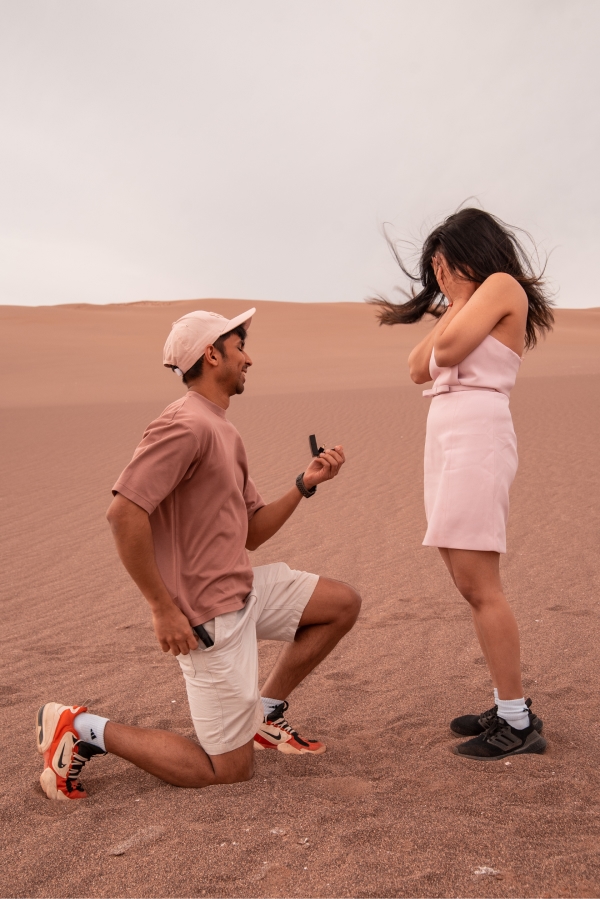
[373, 208, 554, 760]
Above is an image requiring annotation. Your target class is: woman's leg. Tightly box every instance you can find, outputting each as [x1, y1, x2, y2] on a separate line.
[438, 548, 496, 689]
[469, 614, 497, 690]
[445, 548, 523, 699]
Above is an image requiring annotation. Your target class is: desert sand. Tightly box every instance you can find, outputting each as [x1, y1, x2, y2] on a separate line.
[1, 299, 600, 899]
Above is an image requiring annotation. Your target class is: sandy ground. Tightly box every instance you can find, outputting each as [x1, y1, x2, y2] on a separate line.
[1, 300, 599, 899]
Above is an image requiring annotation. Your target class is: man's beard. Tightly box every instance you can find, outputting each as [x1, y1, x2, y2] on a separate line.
[219, 363, 246, 396]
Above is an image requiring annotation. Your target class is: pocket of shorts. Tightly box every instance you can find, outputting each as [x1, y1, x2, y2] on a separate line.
[177, 650, 196, 677]
[189, 618, 217, 654]
[202, 618, 216, 645]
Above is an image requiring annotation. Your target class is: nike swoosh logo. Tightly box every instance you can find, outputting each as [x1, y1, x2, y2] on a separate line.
[57, 746, 67, 769]
[261, 730, 282, 741]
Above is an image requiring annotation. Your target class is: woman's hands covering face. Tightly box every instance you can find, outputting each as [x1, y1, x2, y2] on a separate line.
[432, 253, 477, 311]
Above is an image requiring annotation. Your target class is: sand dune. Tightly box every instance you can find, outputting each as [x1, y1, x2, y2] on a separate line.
[1, 300, 599, 898]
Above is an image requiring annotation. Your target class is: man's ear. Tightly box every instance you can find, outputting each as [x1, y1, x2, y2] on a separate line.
[204, 344, 220, 368]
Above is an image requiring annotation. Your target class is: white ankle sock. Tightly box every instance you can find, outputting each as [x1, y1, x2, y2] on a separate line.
[74, 713, 109, 751]
[261, 697, 284, 719]
[496, 698, 529, 730]
[493, 688, 499, 704]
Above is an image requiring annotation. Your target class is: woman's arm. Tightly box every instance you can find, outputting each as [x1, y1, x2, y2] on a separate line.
[407, 326, 436, 384]
[407, 301, 468, 383]
[434, 273, 527, 367]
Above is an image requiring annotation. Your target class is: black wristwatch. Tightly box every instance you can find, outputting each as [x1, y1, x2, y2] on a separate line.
[296, 472, 317, 498]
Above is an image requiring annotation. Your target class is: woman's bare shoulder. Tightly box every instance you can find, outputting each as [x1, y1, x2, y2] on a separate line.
[475, 274, 528, 320]
[483, 272, 527, 299]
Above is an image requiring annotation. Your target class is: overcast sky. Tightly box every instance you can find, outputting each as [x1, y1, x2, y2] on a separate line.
[1, 0, 598, 307]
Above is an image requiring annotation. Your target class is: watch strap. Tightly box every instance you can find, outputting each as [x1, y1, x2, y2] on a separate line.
[296, 472, 317, 498]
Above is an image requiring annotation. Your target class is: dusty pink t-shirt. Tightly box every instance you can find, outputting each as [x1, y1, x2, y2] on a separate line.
[112, 391, 265, 626]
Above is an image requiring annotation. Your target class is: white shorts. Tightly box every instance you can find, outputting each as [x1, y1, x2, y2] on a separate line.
[176, 563, 319, 756]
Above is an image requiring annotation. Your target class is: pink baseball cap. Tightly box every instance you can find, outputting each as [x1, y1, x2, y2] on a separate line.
[163, 307, 256, 375]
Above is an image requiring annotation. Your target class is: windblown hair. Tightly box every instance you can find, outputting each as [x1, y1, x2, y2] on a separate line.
[167, 325, 247, 384]
[369, 207, 554, 349]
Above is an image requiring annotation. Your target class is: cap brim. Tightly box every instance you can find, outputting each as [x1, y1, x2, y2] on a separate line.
[219, 308, 256, 336]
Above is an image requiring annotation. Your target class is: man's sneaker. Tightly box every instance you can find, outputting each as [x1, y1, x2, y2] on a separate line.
[253, 701, 326, 755]
[450, 698, 543, 737]
[452, 711, 547, 761]
[36, 702, 105, 800]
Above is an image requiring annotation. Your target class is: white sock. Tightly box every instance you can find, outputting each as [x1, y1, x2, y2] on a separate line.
[496, 698, 529, 731]
[261, 697, 284, 719]
[493, 688, 499, 704]
[74, 713, 109, 752]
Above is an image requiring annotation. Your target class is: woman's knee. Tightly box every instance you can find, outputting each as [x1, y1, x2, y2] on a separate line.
[454, 578, 500, 610]
[459, 590, 484, 610]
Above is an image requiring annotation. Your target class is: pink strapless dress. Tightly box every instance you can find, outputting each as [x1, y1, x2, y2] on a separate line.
[422, 335, 521, 553]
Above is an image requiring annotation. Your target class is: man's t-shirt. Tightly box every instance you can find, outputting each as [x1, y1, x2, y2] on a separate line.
[112, 391, 265, 626]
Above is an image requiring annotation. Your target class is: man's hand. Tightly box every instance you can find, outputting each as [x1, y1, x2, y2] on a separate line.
[303, 445, 345, 489]
[152, 602, 199, 656]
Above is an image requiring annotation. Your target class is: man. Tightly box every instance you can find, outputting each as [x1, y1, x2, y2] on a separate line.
[36, 307, 361, 799]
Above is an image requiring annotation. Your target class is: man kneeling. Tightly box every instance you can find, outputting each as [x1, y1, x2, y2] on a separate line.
[36, 307, 360, 799]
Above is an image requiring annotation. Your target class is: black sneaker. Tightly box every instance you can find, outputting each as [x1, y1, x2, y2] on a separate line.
[450, 698, 543, 736]
[452, 712, 547, 761]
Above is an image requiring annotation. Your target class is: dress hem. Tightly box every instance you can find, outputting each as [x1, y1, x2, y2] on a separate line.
[422, 538, 506, 554]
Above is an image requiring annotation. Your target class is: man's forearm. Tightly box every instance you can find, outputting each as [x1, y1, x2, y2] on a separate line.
[246, 486, 303, 551]
[107, 494, 198, 656]
[107, 501, 174, 611]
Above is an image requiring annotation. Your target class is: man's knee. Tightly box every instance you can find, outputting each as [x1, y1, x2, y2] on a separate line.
[218, 759, 255, 785]
[187, 764, 254, 789]
[335, 582, 362, 630]
[211, 744, 255, 785]
[301, 577, 361, 631]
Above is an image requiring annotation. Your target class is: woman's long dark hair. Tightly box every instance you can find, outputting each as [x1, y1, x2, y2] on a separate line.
[369, 207, 554, 349]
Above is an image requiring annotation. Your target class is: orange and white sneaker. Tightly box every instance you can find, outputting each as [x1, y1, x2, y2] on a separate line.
[253, 701, 326, 755]
[36, 703, 104, 800]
